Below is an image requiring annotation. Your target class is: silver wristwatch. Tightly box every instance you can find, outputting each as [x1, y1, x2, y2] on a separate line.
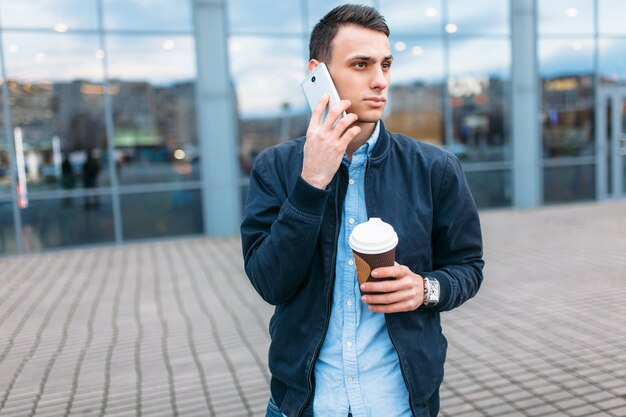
[423, 277, 440, 307]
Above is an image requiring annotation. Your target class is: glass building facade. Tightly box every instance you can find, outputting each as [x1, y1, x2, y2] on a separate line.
[1, 0, 625, 255]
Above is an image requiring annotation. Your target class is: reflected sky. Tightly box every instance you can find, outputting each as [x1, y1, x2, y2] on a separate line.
[102, 0, 192, 32]
[598, 0, 626, 34]
[379, 0, 442, 35]
[539, 39, 594, 77]
[449, 39, 510, 78]
[538, 0, 594, 35]
[2, 33, 103, 82]
[227, 0, 303, 34]
[229, 36, 307, 118]
[105, 36, 196, 85]
[598, 38, 626, 82]
[0, 0, 98, 30]
[389, 38, 444, 82]
[448, 0, 509, 34]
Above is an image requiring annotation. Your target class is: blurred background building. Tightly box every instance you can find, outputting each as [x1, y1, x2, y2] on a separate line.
[0, 0, 624, 255]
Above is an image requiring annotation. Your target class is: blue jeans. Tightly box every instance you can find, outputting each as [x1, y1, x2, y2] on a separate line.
[266, 397, 287, 417]
[265, 398, 353, 417]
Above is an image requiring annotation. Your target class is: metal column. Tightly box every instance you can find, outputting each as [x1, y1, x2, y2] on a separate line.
[193, 0, 241, 236]
[511, 0, 542, 208]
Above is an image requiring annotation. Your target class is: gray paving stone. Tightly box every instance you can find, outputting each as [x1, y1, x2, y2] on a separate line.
[0, 201, 625, 416]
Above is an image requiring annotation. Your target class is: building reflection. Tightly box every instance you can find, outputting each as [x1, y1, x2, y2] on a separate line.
[2, 0, 626, 255]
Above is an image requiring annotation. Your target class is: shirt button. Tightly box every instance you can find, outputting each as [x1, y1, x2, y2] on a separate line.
[348, 218, 355, 224]
[348, 259, 354, 266]
[346, 300, 353, 306]
[346, 341, 353, 348]
[347, 377, 353, 383]
[349, 179, 355, 185]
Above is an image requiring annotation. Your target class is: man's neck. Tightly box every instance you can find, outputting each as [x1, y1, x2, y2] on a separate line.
[346, 121, 377, 160]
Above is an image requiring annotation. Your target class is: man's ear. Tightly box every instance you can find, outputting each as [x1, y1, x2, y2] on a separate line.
[307, 59, 320, 74]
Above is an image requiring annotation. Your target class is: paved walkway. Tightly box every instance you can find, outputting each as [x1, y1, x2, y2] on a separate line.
[0, 201, 625, 417]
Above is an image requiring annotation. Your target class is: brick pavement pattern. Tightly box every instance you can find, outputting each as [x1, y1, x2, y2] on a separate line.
[0, 201, 625, 417]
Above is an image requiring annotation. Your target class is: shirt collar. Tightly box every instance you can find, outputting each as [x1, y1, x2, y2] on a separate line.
[351, 121, 380, 159]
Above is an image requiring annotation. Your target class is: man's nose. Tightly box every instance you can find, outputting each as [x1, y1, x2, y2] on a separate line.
[371, 67, 388, 90]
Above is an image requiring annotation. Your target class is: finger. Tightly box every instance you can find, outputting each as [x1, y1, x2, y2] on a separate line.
[360, 278, 402, 295]
[367, 299, 419, 313]
[371, 265, 406, 279]
[323, 99, 351, 129]
[339, 125, 361, 145]
[311, 94, 330, 125]
[334, 112, 359, 133]
[361, 288, 411, 305]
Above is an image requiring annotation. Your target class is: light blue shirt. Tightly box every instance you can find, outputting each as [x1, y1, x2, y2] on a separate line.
[313, 122, 411, 417]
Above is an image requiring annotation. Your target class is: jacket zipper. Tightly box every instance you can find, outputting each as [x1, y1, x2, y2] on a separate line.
[364, 159, 416, 416]
[296, 174, 341, 417]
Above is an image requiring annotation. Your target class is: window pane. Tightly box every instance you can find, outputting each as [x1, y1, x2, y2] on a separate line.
[538, 0, 594, 35]
[102, 0, 192, 32]
[0, 0, 98, 30]
[448, 0, 509, 35]
[307, 0, 375, 31]
[2, 32, 110, 193]
[449, 39, 511, 162]
[544, 164, 595, 203]
[106, 35, 198, 185]
[229, 37, 308, 175]
[19, 196, 115, 252]
[379, 0, 442, 35]
[599, 38, 626, 85]
[1, 59, 10, 195]
[121, 190, 203, 240]
[599, 0, 626, 34]
[540, 40, 595, 158]
[0, 202, 17, 255]
[227, 0, 303, 34]
[384, 39, 444, 145]
[464, 169, 512, 208]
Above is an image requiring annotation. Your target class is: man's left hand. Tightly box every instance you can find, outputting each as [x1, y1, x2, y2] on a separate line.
[360, 263, 425, 313]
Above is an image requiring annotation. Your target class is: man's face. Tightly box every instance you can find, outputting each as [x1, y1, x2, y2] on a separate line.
[326, 24, 392, 124]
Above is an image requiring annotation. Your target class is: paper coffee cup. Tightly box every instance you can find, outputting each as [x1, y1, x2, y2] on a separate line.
[349, 218, 398, 294]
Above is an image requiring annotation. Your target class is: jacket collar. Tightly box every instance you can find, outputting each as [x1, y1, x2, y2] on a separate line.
[368, 120, 390, 166]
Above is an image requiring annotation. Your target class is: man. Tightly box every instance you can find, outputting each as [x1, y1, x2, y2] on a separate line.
[241, 4, 484, 417]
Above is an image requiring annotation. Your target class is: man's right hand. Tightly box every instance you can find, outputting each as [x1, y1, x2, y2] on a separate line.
[301, 95, 361, 189]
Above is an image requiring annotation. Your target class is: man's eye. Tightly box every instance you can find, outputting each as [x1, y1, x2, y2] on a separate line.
[355, 62, 366, 68]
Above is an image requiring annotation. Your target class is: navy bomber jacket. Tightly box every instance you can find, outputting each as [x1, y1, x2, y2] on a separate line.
[241, 121, 484, 417]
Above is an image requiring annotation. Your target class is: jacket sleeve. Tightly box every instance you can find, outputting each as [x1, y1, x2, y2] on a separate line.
[426, 153, 484, 312]
[240, 155, 330, 305]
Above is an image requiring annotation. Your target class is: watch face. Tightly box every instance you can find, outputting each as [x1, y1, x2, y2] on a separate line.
[427, 279, 440, 305]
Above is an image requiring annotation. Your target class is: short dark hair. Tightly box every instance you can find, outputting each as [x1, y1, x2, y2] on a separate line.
[309, 4, 389, 64]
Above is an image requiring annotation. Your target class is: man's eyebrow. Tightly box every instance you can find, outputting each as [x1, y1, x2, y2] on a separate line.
[347, 54, 394, 62]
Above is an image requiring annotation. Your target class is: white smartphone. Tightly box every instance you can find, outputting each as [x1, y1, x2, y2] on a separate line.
[301, 63, 346, 123]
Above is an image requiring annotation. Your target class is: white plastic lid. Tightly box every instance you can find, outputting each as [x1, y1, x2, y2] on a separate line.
[349, 218, 398, 254]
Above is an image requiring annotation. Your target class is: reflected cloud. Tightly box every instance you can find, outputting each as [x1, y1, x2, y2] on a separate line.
[540, 39, 594, 77]
[449, 39, 510, 78]
[106, 35, 196, 85]
[0, 0, 98, 30]
[380, 0, 442, 35]
[3, 33, 103, 82]
[539, 0, 594, 34]
[229, 36, 306, 117]
[102, 0, 192, 31]
[448, 0, 509, 34]
[389, 39, 444, 83]
[227, 0, 302, 34]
